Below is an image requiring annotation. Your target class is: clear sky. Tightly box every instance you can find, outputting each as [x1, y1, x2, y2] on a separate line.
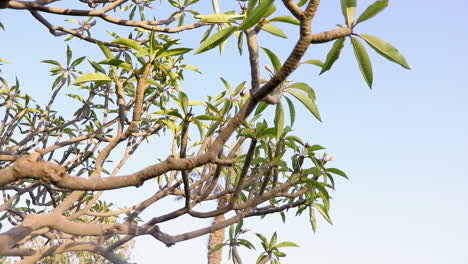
[1, 0, 467, 263]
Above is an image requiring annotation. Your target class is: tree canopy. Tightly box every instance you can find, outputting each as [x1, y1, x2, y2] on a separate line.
[0, 0, 409, 263]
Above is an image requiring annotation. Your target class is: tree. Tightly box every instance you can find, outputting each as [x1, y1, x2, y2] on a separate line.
[0, 0, 409, 263]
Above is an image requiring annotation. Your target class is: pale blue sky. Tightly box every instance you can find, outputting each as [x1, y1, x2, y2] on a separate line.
[1, 0, 467, 263]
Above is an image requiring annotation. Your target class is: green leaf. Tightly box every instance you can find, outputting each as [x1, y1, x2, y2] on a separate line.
[195, 115, 222, 121]
[285, 89, 321, 122]
[0, 22, 4, 30]
[285, 97, 295, 126]
[350, 37, 373, 88]
[99, 59, 133, 71]
[309, 206, 317, 233]
[255, 101, 269, 115]
[66, 45, 72, 66]
[359, 34, 410, 69]
[261, 23, 287, 38]
[179, 91, 189, 115]
[326, 168, 349, 179]
[196, 13, 242, 23]
[210, 242, 228, 253]
[238, 0, 274, 30]
[288, 82, 316, 101]
[212, 0, 220, 13]
[303, 59, 324, 68]
[97, 42, 113, 60]
[70, 56, 86, 68]
[41, 60, 62, 67]
[276, 242, 299, 248]
[73, 73, 111, 85]
[356, 0, 389, 25]
[112, 38, 144, 52]
[314, 203, 333, 224]
[320, 38, 345, 74]
[340, 0, 357, 26]
[88, 59, 106, 74]
[155, 48, 192, 60]
[195, 26, 238, 54]
[261, 47, 281, 73]
[269, 16, 300, 25]
[274, 102, 284, 138]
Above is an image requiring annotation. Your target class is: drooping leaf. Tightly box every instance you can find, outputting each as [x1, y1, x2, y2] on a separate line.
[314, 203, 333, 224]
[274, 102, 285, 138]
[261, 23, 287, 38]
[195, 26, 238, 54]
[288, 82, 316, 101]
[309, 206, 317, 233]
[285, 89, 321, 121]
[320, 38, 345, 74]
[97, 42, 113, 60]
[261, 47, 281, 73]
[269, 16, 300, 25]
[340, 0, 357, 26]
[350, 37, 373, 88]
[238, 0, 274, 30]
[356, 0, 389, 25]
[359, 34, 410, 69]
[73, 73, 111, 85]
[285, 97, 295, 126]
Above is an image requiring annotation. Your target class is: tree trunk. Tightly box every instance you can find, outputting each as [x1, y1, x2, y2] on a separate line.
[207, 199, 226, 264]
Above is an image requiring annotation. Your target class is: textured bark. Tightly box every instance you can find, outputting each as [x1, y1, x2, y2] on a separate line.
[207, 199, 226, 264]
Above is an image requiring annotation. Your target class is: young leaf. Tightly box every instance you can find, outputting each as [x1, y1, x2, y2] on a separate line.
[340, 0, 357, 26]
[211, 0, 220, 13]
[285, 89, 321, 122]
[359, 34, 410, 69]
[314, 203, 333, 224]
[238, 0, 274, 30]
[274, 102, 285, 138]
[350, 37, 373, 88]
[309, 206, 317, 233]
[73, 73, 111, 85]
[320, 38, 345, 75]
[261, 47, 281, 73]
[261, 23, 287, 38]
[195, 26, 238, 54]
[288, 82, 316, 101]
[356, 0, 389, 25]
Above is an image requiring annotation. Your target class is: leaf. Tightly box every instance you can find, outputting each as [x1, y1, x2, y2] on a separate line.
[88, 59, 106, 74]
[196, 13, 242, 23]
[0, 22, 4, 30]
[359, 34, 411, 69]
[269, 16, 300, 25]
[350, 37, 373, 88]
[210, 243, 228, 253]
[309, 206, 317, 233]
[66, 45, 72, 66]
[303, 59, 324, 68]
[179, 91, 189, 114]
[285, 97, 295, 126]
[97, 42, 113, 59]
[112, 38, 144, 52]
[261, 23, 287, 38]
[195, 26, 238, 54]
[238, 0, 274, 30]
[314, 203, 333, 224]
[326, 168, 349, 179]
[356, 0, 389, 25]
[212, 0, 220, 13]
[155, 48, 192, 60]
[73, 73, 111, 85]
[195, 115, 222, 121]
[41, 60, 62, 67]
[340, 0, 357, 26]
[99, 59, 133, 71]
[320, 38, 345, 74]
[285, 89, 321, 122]
[70, 56, 86, 68]
[276, 242, 299, 248]
[261, 47, 281, 73]
[274, 102, 284, 138]
[288, 82, 316, 101]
